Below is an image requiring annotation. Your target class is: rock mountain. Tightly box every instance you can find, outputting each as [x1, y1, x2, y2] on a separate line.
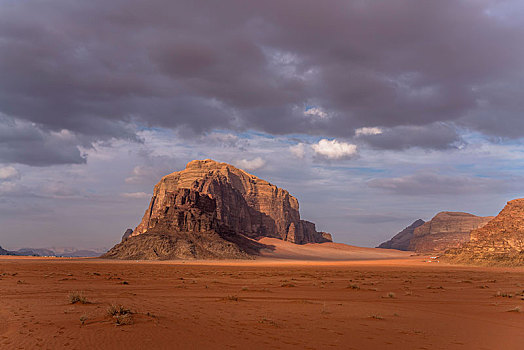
[104, 159, 331, 260]
[446, 199, 524, 265]
[377, 219, 425, 251]
[378, 212, 492, 253]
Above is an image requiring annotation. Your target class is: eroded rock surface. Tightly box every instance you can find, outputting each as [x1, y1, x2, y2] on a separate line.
[445, 199, 524, 265]
[409, 212, 492, 252]
[104, 159, 331, 260]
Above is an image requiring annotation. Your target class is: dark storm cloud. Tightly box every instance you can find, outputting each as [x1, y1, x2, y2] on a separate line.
[0, 115, 86, 166]
[1, 0, 524, 164]
[357, 123, 462, 150]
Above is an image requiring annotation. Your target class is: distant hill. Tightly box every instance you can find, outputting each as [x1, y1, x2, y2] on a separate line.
[377, 219, 425, 251]
[0, 246, 105, 257]
[378, 212, 492, 253]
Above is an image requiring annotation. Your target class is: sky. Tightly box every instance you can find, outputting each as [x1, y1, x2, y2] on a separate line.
[1, 0, 524, 250]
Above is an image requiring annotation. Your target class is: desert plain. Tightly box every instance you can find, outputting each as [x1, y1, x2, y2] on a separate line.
[1, 240, 523, 350]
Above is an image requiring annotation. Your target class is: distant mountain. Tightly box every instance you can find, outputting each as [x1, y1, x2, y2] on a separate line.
[377, 219, 425, 251]
[410, 212, 493, 252]
[0, 246, 105, 257]
[0, 245, 17, 256]
[378, 212, 493, 253]
[16, 248, 55, 256]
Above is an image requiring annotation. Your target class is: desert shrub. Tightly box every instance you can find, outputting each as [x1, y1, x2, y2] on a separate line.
[69, 291, 89, 304]
[107, 304, 132, 317]
[107, 304, 134, 325]
[115, 313, 134, 325]
[281, 283, 296, 288]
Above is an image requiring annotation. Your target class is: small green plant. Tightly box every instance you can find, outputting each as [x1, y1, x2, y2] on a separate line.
[69, 291, 89, 304]
[79, 314, 88, 325]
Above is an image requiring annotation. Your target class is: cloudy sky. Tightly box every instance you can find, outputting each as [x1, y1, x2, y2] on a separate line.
[1, 0, 524, 250]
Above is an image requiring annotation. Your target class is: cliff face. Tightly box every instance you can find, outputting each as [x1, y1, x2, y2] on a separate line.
[409, 212, 492, 252]
[445, 199, 524, 265]
[377, 219, 425, 251]
[104, 159, 331, 260]
[132, 159, 330, 244]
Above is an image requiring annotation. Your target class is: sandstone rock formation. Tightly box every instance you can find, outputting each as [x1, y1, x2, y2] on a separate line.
[409, 212, 493, 252]
[104, 159, 331, 260]
[377, 219, 425, 251]
[446, 199, 524, 265]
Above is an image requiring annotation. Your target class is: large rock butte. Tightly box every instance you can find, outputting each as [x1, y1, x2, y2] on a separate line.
[377, 219, 425, 251]
[103, 159, 331, 260]
[409, 212, 493, 252]
[445, 199, 524, 265]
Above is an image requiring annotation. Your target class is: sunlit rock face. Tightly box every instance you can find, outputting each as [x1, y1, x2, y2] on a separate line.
[445, 199, 524, 265]
[133, 159, 331, 244]
[409, 212, 493, 253]
[104, 159, 331, 260]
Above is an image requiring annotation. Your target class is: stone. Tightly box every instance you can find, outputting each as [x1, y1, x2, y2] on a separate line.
[377, 219, 425, 251]
[122, 229, 133, 242]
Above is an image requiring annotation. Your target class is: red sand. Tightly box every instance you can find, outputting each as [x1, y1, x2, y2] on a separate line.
[0, 247, 523, 349]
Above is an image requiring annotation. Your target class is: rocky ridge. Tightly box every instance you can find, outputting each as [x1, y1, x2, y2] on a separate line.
[377, 219, 425, 251]
[409, 212, 493, 252]
[445, 199, 524, 265]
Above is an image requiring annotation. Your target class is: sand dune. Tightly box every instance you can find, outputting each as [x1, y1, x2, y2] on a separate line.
[258, 238, 412, 261]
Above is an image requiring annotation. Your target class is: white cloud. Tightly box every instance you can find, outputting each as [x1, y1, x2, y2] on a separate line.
[304, 107, 328, 119]
[121, 192, 150, 199]
[289, 143, 306, 158]
[235, 157, 266, 171]
[311, 139, 357, 160]
[125, 166, 159, 184]
[0, 166, 20, 181]
[355, 127, 383, 136]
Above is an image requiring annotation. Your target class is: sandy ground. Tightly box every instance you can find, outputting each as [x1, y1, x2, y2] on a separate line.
[0, 245, 523, 349]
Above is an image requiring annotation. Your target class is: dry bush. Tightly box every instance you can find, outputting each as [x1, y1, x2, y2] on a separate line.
[69, 291, 89, 304]
[107, 304, 134, 326]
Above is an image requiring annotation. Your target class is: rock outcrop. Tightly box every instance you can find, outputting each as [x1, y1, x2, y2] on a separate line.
[409, 212, 493, 252]
[445, 199, 524, 265]
[377, 219, 425, 251]
[104, 159, 331, 260]
[121, 229, 133, 242]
